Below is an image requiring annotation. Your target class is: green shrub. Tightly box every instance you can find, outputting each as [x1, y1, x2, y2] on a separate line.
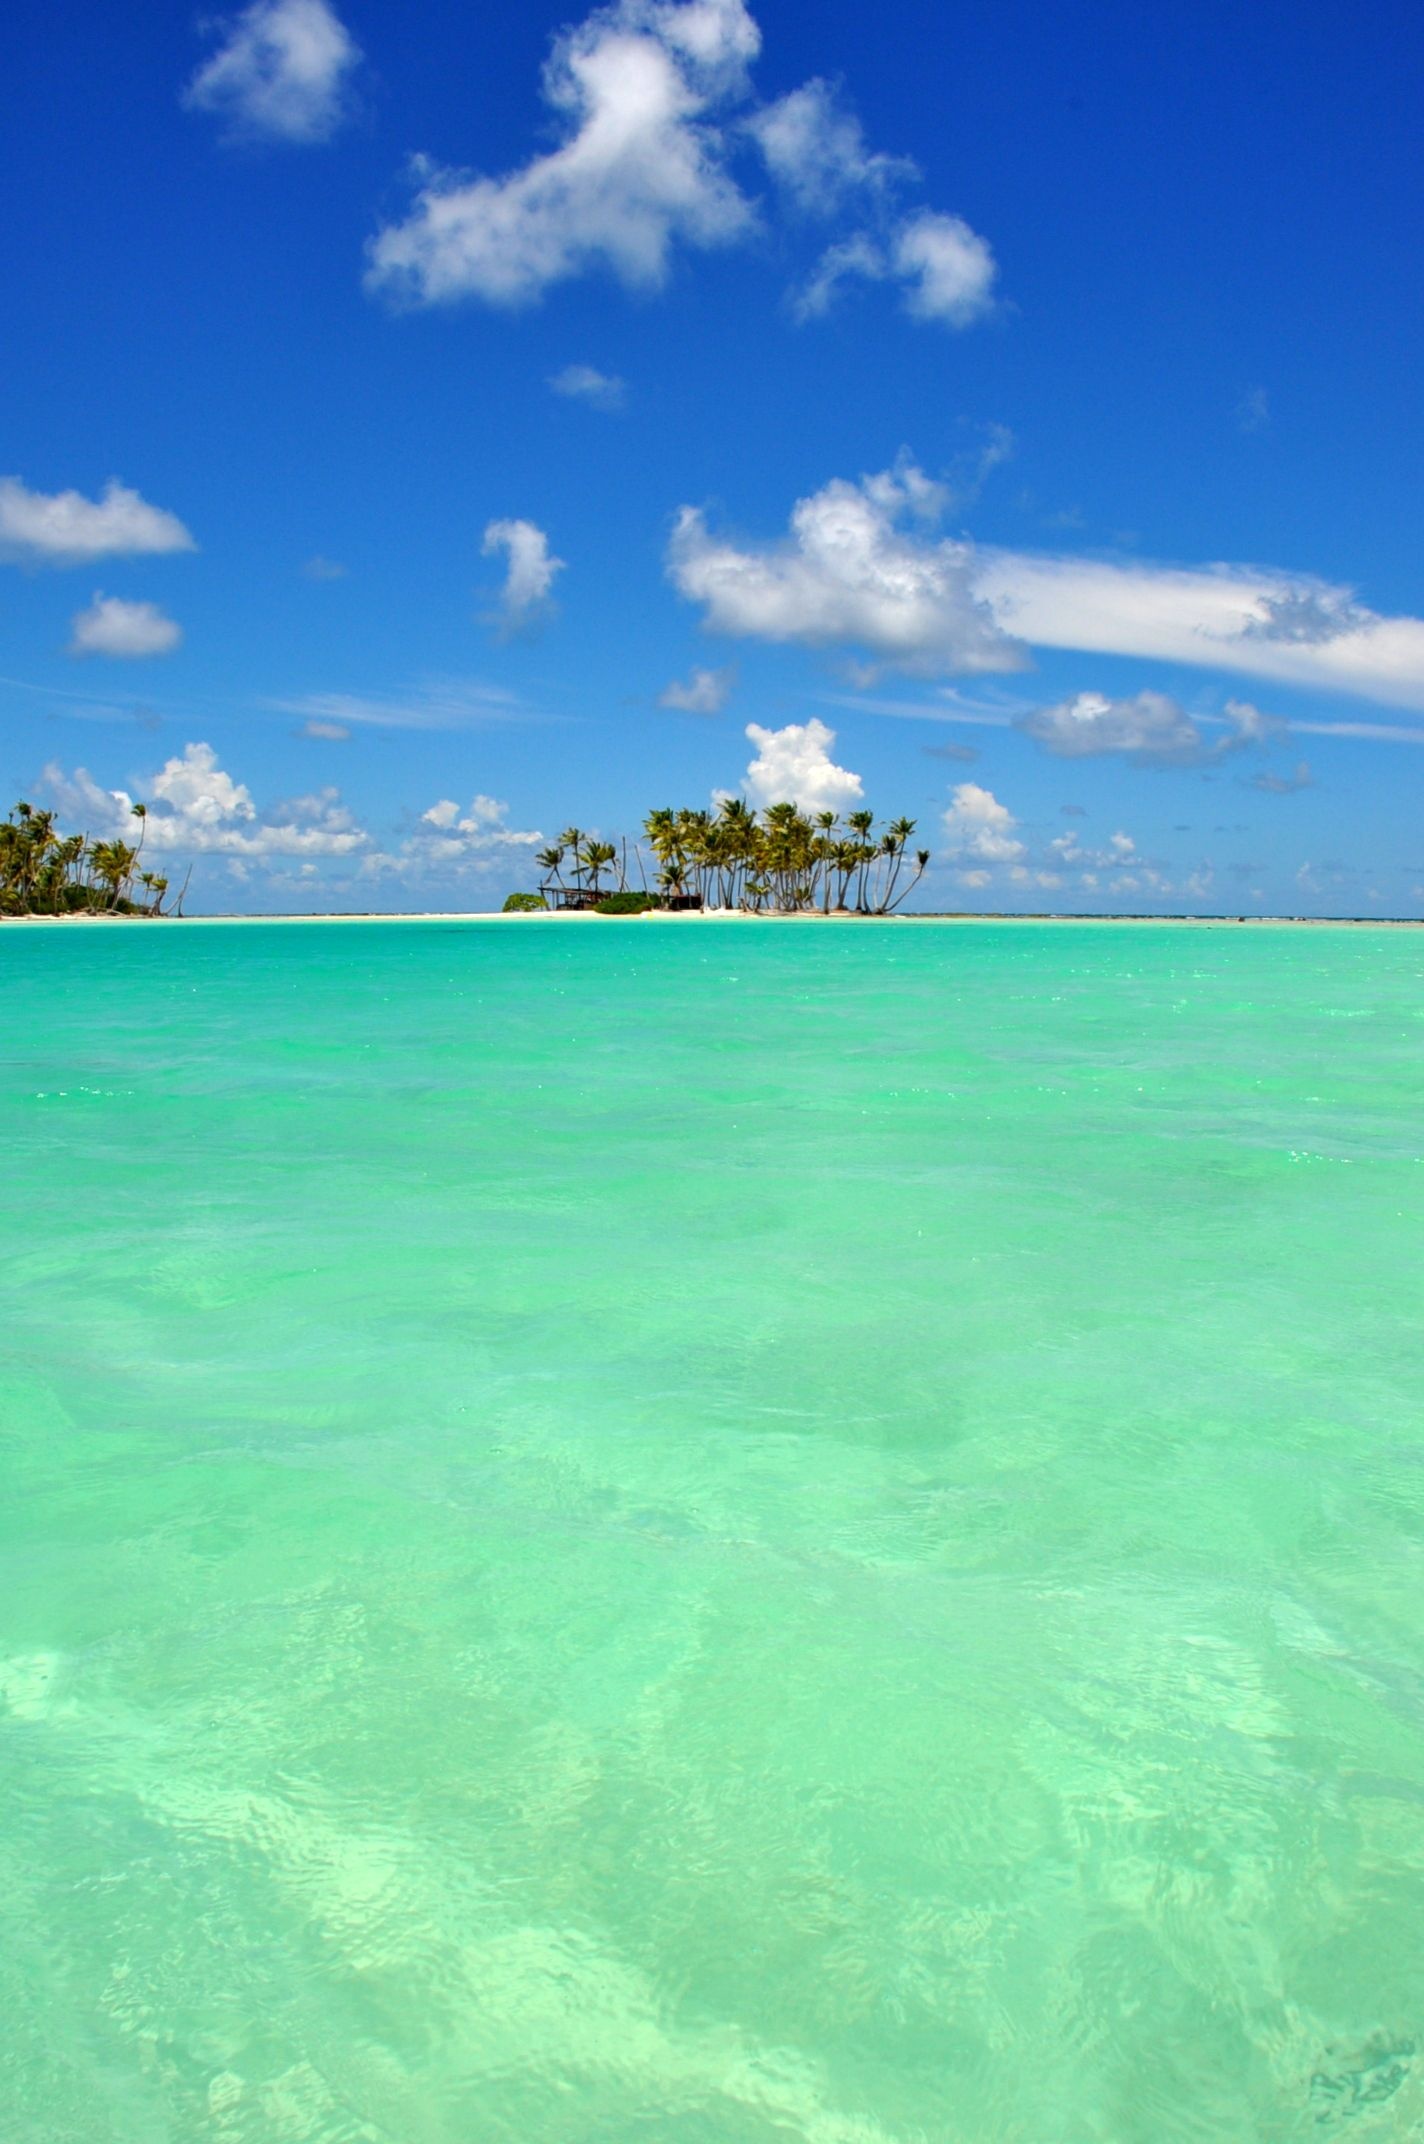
[593, 890, 656, 915]
[502, 892, 547, 913]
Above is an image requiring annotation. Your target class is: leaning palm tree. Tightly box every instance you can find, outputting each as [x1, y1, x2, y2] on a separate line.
[535, 844, 567, 900]
[885, 848, 931, 914]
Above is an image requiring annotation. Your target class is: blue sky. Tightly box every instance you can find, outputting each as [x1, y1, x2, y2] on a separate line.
[4, 0, 1423, 914]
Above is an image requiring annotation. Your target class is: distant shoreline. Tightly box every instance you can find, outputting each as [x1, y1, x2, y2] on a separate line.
[6, 909, 1422, 930]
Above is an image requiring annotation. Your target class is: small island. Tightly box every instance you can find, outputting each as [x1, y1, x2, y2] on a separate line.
[509, 801, 931, 915]
[1, 799, 176, 917]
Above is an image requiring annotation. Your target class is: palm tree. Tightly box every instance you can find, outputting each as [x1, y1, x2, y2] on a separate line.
[885, 848, 931, 914]
[581, 840, 617, 896]
[535, 844, 567, 902]
[845, 810, 876, 911]
[876, 817, 916, 913]
[813, 811, 839, 912]
[560, 827, 585, 898]
[89, 838, 138, 910]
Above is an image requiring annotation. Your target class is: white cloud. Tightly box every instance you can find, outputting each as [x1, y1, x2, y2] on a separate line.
[893, 212, 998, 325]
[1017, 689, 1213, 764]
[41, 742, 369, 858]
[368, 794, 543, 877]
[1049, 827, 1139, 870]
[1291, 718, 1424, 745]
[549, 363, 628, 410]
[975, 550, 1424, 716]
[658, 664, 734, 713]
[301, 554, 347, 580]
[748, 77, 911, 211]
[669, 454, 1424, 719]
[742, 717, 862, 812]
[668, 459, 1019, 677]
[795, 210, 997, 327]
[69, 594, 182, 660]
[0, 477, 195, 566]
[482, 519, 564, 627]
[1237, 386, 1270, 434]
[942, 782, 1024, 864]
[272, 679, 522, 731]
[365, 0, 760, 308]
[300, 719, 350, 740]
[793, 231, 886, 319]
[184, 0, 361, 144]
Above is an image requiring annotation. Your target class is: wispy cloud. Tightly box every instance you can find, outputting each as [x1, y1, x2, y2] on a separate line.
[1247, 760, 1312, 793]
[270, 678, 526, 732]
[1236, 385, 1270, 434]
[976, 550, 1424, 715]
[549, 364, 627, 411]
[659, 664, 735, 714]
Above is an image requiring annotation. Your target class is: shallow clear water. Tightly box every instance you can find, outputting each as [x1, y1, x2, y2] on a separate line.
[3, 918, 1423, 2143]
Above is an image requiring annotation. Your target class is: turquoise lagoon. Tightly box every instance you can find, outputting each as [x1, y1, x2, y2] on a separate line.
[3, 918, 1423, 2143]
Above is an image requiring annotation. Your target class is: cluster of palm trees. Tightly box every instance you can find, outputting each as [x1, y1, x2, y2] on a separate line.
[533, 802, 929, 913]
[535, 828, 624, 904]
[1, 799, 176, 917]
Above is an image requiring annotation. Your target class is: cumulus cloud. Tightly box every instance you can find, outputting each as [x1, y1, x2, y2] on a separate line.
[748, 77, 912, 211]
[658, 663, 734, 713]
[363, 2, 997, 331]
[975, 550, 1424, 715]
[1015, 689, 1283, 766]
[1049, 827, 1139, 870]
[41, 742, 369, 858]
[795, 211, 997, 326]
[741, 717, 863, 812]
[942, 782, 1024, 867]
[893, 212, 998, 324]
[1017, 690, 1209, 764]
[669, 459, 1020, 677]
[0, 477, 195, 566]
[751, 78, 995, 329]
[365, 0, 760, 307]
[549, 363, 627, 410]
[68, 594, 182, 659]
[273, 679, 522, 731]
[482, 519, 564, 628]
[184, 0, 361, 143]
[669, 459, 1424, 718]
[368, 794, 543, 878]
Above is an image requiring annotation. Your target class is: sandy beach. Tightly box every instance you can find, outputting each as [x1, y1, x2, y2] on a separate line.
[7, 908, 1422, 928]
